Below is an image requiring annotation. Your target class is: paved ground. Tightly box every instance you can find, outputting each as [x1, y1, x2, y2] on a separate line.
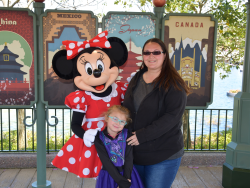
[0, 166, 223, 188]
[0, 152, 226, 168]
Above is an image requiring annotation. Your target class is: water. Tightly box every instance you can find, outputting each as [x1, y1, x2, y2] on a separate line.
[0, 67, 243, 140]
[208, 66, 243, 109]
[188, 66, 243, 139]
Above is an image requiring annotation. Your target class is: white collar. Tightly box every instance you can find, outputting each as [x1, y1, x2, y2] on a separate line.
[85, 83, 118, 102]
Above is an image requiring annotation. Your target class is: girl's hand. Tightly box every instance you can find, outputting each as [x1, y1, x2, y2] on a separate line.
[117, 179, 131, 188]
[126, 132, 139, 146]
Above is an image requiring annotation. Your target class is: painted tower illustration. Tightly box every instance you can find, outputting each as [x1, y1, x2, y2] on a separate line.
[119, 38, 141, 82]
[0, 43, 29, 92]
[171, 38, 206, 89]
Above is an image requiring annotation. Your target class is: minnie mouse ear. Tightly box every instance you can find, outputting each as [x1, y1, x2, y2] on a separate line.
[52, 50, 74, 80]
[107, 37, 128, 67]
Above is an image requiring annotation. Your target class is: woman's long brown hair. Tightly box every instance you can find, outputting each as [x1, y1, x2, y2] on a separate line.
[141, 38, 190, 94]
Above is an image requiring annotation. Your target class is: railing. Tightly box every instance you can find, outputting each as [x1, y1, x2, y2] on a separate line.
[0, 108, 233, 153]
[183, 109, 233, 151]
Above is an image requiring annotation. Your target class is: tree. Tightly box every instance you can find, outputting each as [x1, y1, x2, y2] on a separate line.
[45, 0, 107, 10]
[0, 0, 107, 10]
[214, 1, 246, 78]
[0, 0, 34, 8]
[0, 0, 110, 18]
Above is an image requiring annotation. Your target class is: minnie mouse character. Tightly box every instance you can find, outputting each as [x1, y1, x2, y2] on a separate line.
[51, 31, 128, 178]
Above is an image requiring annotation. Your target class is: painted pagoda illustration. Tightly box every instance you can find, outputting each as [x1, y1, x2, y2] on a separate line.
[119, 38, 141, 82]
[0, 42, 29, 92]
[171, 38, 206, 89]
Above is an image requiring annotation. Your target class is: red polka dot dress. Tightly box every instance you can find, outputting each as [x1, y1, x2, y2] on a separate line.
[52, 82, 127, 178]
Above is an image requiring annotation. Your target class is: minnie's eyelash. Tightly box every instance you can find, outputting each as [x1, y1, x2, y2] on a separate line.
[79, 53, 103, 64]
[98, 54, 104, 61]
[79, 57, 87, 65]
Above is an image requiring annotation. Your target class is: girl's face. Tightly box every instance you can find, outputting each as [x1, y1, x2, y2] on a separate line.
[74, 49, 119, 93]
[105, 110, 127, 137]
[143, 42, 166, 72]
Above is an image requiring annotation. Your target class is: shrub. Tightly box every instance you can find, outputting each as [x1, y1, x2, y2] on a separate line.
[1, 128, 232, 151]
[0, 130, 70, 151]
[191, 128, 232, 150]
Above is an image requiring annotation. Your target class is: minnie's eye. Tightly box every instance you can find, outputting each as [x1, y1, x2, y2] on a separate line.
[97, 60, 104, 72]
[85, 63, 93, 75]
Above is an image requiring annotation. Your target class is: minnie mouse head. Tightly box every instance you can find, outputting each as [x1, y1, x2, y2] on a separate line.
[52, 31, 128, 93]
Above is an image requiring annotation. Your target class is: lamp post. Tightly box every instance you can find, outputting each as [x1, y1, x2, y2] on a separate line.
[32, 0, 52, 188]
[153, 0, 166, 38]
[222, 0, 250, 187]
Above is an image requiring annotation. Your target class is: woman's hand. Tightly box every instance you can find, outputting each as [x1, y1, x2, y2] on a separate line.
[126, 132, 139, 146]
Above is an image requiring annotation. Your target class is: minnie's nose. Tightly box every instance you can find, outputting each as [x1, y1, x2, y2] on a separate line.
[93, 69, 101, 78]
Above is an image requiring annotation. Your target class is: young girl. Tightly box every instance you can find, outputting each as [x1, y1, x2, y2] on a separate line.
[94, 105, 144, 188]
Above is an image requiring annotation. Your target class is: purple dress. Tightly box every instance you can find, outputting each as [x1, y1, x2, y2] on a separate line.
[95, 128, 144, 188]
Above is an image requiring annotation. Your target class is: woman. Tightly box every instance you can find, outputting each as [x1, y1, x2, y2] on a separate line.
[123, 38, 190, 188]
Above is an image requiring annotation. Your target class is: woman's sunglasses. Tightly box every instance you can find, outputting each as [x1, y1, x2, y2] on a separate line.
[143, 51, 164, 56]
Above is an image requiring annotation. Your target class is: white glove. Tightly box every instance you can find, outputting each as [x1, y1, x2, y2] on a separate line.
[83, 128, 101, 147]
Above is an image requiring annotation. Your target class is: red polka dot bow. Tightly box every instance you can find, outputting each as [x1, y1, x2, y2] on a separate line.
[62, 31, 111, 60]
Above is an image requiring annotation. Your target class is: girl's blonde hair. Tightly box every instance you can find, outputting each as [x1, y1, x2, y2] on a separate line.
[103, 105, 132, 125]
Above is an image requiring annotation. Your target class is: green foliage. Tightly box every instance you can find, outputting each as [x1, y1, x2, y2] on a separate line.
[47, 133, 70, 151]
[215, 62, 240, 79]
[0, 130, 70, 151]
[0, 130, 36, 151]
[1, 128, 232, 151]
[214, 1, 247, 76]
[96, 12, 106, 19]
[187, 128, 232, 150]
[113, 0, 153, 11]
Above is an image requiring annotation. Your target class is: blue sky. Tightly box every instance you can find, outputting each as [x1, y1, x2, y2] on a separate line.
[48, 28, 83, 51]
